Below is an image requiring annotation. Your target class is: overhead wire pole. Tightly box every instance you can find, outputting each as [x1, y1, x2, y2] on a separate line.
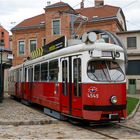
[0, 48, 3, 103]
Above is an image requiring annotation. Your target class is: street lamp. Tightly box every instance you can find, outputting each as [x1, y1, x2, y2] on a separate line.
[0, 47, 3, 103]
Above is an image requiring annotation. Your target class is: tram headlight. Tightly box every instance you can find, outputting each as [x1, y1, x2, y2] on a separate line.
[115, 52, 120, 58]
[110, 96, 118, 104]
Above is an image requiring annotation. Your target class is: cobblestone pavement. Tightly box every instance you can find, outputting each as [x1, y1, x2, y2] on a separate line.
[0, 124, 108, 139]
[0, 96, 107, 139]
[0, 94, 140, 139]
[0, 97, 57, 125]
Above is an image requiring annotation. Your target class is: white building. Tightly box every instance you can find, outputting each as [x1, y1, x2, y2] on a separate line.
[117, 30, 140, 94]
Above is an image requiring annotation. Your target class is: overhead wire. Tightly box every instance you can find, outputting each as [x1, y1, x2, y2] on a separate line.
[73, 2, 81, 8]
[122, 0, 138, 9]
[122, 0, 140, 30]
[126, 20, 140, 29]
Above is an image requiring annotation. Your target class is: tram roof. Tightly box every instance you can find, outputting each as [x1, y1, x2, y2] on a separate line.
[24, 42, 124, 66]
[9, 42, 124, 70]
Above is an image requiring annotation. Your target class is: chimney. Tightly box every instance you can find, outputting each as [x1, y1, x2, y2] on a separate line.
[47, 1, 51, 6]
[81, 0, 84, 8]
[95, 0, 104, 7]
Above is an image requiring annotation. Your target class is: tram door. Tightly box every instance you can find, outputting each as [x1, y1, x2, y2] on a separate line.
[72, 57, 82, 117]
[26, 67, 33, 101]
[16, 68, 22, 98]
[61, 56, 82, 117]
[61, 58, 69, 114]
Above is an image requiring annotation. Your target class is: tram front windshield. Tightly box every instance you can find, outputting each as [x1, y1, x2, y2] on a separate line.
[87, 60, 125, 82]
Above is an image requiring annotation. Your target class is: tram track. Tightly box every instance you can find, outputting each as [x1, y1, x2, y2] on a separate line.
[11, 98, 140, 139]
[78, 121, 140, 139]
[81, 125, 118, 139]
[112, 122, 140, 133]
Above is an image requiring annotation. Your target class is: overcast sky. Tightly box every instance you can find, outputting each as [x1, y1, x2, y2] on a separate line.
[0, 0, 140, 34]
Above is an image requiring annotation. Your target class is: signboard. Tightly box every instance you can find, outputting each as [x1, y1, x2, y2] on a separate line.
[43, 36, 65, 55]
[31, 36, 65, 59]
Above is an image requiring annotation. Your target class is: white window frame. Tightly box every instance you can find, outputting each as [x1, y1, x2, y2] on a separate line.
[127, 37, 137, 49]
[29, 39, 37, 53]
[18, 40, 25, 56]
[52, 19, 61, 35]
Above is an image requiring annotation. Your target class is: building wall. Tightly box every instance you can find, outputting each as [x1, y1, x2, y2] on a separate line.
[12, 28, 45, 66]
[12, 4, 125, 66]
[116, 10, 126, 31]
[118, 32, 140, 55]
[75, 20, 121, 37]
[0, 26, 9, 49]
[45, 6, 72, 43]
[0, 26, 11, 95]
[118, 32, 140, 94]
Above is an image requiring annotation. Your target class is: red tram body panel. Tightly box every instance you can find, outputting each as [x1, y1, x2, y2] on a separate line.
[82, 83, 126, 120]
[8, 32, 127, 122]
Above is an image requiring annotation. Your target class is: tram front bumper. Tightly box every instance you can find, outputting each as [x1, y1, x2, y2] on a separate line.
[83, 104, 126, 121]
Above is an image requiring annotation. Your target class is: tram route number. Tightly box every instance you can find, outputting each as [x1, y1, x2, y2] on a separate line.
[88, 93, 99, 99]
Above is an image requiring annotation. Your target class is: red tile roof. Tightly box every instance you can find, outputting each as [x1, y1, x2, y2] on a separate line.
[12, 13, 45, 30]
[76, 5, 119, 21]
[12, 4, 120, 31]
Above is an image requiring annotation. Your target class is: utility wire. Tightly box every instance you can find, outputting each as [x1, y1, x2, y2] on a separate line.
[122, 0, 138, 9]
[126, 20, 140, 29]
[73, 2, 81, 8]
[86, 0, 94, 5]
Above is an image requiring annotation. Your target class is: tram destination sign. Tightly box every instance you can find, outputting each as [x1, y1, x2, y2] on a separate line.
[30, 36, 65, 59]
[43, 36, 65, 55]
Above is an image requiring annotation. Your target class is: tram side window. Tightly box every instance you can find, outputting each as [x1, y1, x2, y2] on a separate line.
[16, 70, 19, 82]
[19, 69, 22, 82]
[28, 68, 33, 82]
[34, 64, 40, 81]
[24, 68, 27, 82]
[49, 60, 58, 82]
[73, 58, 81, 97]
[14, 70, 16, 82]
[41, 62, 48, 81]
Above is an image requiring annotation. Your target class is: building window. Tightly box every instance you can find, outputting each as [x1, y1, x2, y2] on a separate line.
[127, 37, 136, 48]
[30, 40, 37, 52]
[42, 38, 46, 46]
[129, 79, 136, 85]
[1, 32, 4, 37]
[0, 39, 4, 46]
[52, 19, 60, 35]
[18, 41, 25, 55]
[127, 60, 140, 75]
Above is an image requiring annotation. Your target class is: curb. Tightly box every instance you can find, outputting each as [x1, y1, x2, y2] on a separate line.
[0, 119, 61, 126]
[126, 100, 140, 120]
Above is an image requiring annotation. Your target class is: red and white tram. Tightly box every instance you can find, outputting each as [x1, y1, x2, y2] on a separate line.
[8, 30, 127, 122]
